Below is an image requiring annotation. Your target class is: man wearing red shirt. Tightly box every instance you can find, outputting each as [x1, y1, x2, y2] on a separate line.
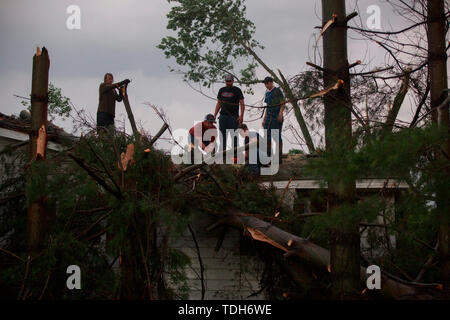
[188, 114, 217, 163]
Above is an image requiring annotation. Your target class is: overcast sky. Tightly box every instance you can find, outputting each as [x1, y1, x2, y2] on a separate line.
[0, 0, 447, 152]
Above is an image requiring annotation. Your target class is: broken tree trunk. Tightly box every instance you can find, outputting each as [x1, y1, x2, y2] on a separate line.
[149, 123, 169, 147]
[321, 0, 359, 299]
[26, 46, 50, 254]
[276, 70, 315, 153]
[426, 0, 450, 298]
[121, 84, 139, 138]
[221, 207, 433, 299]
[383, 74, 410, 134]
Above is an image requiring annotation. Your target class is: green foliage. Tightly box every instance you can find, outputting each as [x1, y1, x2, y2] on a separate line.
[288, 149, 304, 155]
[0, 130, 196, 299]
[21, 83, 72, 120]
[1, 113, 447, 299]
[302, 124, 447, 283]
[158, 0, 263, 88]
[25, 161, 49, 206]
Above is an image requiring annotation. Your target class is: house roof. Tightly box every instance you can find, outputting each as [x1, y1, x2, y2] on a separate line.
[257, 154, 409, 190]
[0, 111, 73, 140]
[0, 111, 76, 151]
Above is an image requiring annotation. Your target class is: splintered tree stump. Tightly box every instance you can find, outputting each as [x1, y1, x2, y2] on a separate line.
[26, 46, 50, 254]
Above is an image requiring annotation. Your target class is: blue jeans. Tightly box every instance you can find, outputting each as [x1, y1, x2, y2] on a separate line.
[97, 112, 114, 127]
[264, 118, 283, 160]
[219, 114, 238, 159]
[264, 117, 283, 143]
[97, 112, 115, 134]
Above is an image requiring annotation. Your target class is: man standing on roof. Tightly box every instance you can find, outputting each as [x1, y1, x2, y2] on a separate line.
[213, 74, 245, 162]
[188, 114, 217, 163]
[262, 76, 285, 164]
[97, 73, 130, 132]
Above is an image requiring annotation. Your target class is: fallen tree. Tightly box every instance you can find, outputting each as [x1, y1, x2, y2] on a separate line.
[215, 206, 434, 300]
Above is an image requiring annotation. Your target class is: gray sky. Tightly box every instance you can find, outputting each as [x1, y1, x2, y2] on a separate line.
[0, 0, 446, 152]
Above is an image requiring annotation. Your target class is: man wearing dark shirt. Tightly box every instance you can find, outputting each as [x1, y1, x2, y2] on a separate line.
[213, 74, 245, 162]
[97, 73, 130, 131]
[238, 123, 266, 175]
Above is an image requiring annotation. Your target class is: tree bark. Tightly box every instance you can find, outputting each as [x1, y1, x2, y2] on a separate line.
[26, 47, 49, 254]
[277, 70, 316, 153]
[426, 0, 449, 298]
[122, 85, 139, 138]
[321, 0, 360, 299]
[383, 74, 410, 134]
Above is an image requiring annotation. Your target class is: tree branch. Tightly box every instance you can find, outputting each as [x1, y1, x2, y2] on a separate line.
[67, 152, 123, 200]
[383, 73, 410, 133]
[188, 224, 206, 300]
[149, 123, 169, 147]
[409, 81, 430, 128]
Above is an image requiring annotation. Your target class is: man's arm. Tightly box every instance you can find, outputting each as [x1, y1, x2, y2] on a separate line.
[277, 88, 285, 123]
[238, 99, 245, 124]
[278, 102, 285, 123]
[196, 136, 206, 150]
[204, 142, 215, 153]
[204, 128, 217, 153]
[262, 108, 267, 127]
[214, 100, 221, 119]
[100, 79, 130, 94]
[244, 136, 249, 160]
[115, 88, 123, 102]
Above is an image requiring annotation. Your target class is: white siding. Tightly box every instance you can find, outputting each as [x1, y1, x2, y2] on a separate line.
[171, 214, 265, 300]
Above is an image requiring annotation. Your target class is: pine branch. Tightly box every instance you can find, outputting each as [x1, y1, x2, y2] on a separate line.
[67, 152, 123, 200]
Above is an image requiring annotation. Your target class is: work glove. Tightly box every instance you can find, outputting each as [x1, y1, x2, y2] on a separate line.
[117, 79, 130, 88]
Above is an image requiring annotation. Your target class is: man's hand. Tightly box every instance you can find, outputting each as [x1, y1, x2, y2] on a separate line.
[238, 115, 243, 125]
[277, 113, 283, 123]
[118, 79, 131, 87]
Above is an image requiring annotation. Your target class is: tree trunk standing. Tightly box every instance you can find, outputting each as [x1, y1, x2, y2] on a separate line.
[426, 0, 449, 298]
[321, 1, 360, 299]
[26, 47, 49, 254]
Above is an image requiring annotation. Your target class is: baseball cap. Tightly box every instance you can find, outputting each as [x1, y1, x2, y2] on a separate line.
[263, 76, 274, 83]
[204, 114, 216, 123]
[225, 74, 234, 82]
